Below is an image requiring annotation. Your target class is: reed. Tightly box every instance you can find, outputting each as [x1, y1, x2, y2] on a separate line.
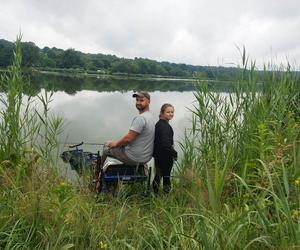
[0, 40, 299, 249]
[177, 48, 300, 248]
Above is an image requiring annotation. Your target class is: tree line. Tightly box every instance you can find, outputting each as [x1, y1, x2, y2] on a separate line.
[0, 38, 238, 79]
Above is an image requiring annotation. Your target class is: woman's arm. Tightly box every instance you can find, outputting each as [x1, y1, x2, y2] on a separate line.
[158, 123, 177, 158]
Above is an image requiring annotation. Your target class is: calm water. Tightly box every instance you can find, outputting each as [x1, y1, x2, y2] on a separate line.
[29, 74, 199, 154]
[51, 90, 195, 153]
[28, 73, 234, 154]
[3, 73, 235, 177]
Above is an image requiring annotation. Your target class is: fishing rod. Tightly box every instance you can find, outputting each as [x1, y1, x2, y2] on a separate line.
[59, 141, 105, 147]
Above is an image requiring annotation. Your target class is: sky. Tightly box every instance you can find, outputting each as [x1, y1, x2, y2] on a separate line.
[0, 0, 299, 68]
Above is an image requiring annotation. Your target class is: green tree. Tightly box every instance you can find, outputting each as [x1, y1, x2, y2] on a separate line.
[0, 39, 14, 67]
[43, 47, 64, 68]
[21, 41, 40, 67]
[111, 59, 139, 74]
[60, 48, 83, 68]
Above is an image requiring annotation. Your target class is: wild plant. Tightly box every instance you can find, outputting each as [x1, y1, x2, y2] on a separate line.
[1, 39, 300, 249]
[0, 37, 64, 248]
[178, 47, 300, 248]
[0, 36, 63, 168]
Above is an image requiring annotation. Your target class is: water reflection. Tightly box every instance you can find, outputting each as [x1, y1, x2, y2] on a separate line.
[1, 73, 236, 155]
[51, 90, 195, 154]
[29, 73, 197, 95]
[27, 72, 239, 96]
[19, 73, 237, 156]
[1, 72, 238, 178]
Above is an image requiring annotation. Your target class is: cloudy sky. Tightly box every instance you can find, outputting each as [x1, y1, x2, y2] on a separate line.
[0, 0, 299, 68]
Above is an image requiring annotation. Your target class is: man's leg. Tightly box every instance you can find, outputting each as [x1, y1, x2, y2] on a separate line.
[96, 143, 109, 193]
[100, 143, 110, 168]
[100, 142, 138, 168]
[97, 142, 138, 193]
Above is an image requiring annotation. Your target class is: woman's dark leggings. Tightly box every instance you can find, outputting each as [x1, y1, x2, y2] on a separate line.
[152, 157, 173, 193]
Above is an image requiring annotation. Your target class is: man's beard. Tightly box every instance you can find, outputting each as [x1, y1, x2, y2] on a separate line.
[136, 105, 145, 111]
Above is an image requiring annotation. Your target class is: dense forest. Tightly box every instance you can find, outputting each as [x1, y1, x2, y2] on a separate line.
[0, 38, 238, 80]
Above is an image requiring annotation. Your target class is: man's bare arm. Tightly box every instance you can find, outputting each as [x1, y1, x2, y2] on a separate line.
[108, 130, 139, 148]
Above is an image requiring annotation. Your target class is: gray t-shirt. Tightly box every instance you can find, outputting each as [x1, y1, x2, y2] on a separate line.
[125, 111, 155, 163]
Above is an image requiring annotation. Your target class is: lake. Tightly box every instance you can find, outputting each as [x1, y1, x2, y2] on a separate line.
[29, 73, 202, 152]
[27, 73, 234, 178]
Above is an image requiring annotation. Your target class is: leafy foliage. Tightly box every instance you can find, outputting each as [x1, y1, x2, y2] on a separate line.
[0, 38, 238, 79]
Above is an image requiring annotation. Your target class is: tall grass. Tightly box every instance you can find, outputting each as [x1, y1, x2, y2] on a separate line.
[0, 36, 63, 166]
[178, 49, 300, 248]
[0, 40, 299, 249]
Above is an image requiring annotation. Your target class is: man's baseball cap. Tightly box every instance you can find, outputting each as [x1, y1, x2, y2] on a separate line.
[132, 91, 150, 100]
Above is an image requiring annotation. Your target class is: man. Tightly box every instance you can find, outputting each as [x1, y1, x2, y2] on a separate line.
[100, 91, 155, 168]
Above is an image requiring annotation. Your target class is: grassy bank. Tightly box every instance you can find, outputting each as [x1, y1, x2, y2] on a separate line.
[0, 40, 300, 249]
[35, 67, 196, 81]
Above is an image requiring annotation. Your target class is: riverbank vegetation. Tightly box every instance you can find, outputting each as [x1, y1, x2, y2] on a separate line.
[0, 39, 300, 249]
[1, 38, 238, 79]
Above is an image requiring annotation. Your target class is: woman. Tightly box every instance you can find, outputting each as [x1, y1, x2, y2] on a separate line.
[152, 103, 177, 194]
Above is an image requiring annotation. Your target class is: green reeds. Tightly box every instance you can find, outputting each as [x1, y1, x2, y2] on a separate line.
[1, 39, 300, 249]
[0, 37, 64, 249]
[0, 36, 63, 166]
[0, 35, 26, 163]
[178, 49, 300, 248]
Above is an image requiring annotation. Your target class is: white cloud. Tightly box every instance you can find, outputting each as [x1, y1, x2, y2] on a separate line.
[0, 0, 299, 68]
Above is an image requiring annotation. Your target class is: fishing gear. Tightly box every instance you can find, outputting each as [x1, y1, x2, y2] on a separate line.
[59, 141, 105, 147]
[60, 141, 152, 195]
